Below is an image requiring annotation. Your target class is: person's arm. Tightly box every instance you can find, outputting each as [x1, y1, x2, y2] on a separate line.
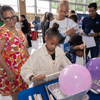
[64, 45, 75, 53]
[61, 50, 72, 68]
[64, 19, 77, 37]
[20, 52, 36, 84]
[89, 33, 98, 37]
[99, 32, 100, 36]
[20, 52, 46, 84]
[0, 39, 16, 82]
[24, 45, 30, 58]
[65, 28, 76, 37]
[73, 43, 86, 50]
[64, 43, 86, 53]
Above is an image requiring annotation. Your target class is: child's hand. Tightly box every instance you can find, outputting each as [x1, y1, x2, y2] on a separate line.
[79, 43, 86, 50]
[65, 28, 76, 36]
[33, 74, 46, 82]
[73, 43, 86, 50]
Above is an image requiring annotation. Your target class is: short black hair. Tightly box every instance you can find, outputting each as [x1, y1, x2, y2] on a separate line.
[70, 14, 78, 22]
[69, 35, 83, 46]
[21, 15, 26, 19]
[45, 22, 61, 39]
[46, 12, 53, 20]
[21, 14, 28, 22]
[88, 2, 97, 10]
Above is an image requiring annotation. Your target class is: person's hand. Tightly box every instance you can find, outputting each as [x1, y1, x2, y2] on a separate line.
[6, 70, 16, 82]
[80, 29, 85, 35]
[65, 28, 76, 36]
[21, 25, 24, 27]
[32, 74, 46, 82]
[79, 43, 86, 50]
[73, 43, 86, 50]
[90, 33, 97, 37]
[80, 32, 85, 35]
[99, 32, 100, 36]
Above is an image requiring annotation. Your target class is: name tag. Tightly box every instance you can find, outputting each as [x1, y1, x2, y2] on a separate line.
[96, 21, 99, 24]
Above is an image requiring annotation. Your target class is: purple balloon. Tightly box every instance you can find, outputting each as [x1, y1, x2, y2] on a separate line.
[86, 57, 100, 79]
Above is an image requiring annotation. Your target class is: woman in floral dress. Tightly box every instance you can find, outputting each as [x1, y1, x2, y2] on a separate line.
[0, 5, 29, 100]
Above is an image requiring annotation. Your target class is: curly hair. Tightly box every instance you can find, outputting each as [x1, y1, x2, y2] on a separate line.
[69, 35, 83, 46]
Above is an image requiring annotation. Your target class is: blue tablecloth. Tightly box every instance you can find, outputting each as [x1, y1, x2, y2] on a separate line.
[17, 80, 100, 100]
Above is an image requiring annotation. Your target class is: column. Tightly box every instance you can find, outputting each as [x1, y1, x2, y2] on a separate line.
[19, 0, 26, 16]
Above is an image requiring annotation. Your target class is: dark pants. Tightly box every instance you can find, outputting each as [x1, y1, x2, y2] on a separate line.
[27, 34, 32, 47]
[43, 36, 46, 43]
[86, 41, 99, 58]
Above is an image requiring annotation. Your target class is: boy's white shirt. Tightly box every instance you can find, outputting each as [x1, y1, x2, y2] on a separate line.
[20, 44, 71, 86]
[49, 18, 76, 34]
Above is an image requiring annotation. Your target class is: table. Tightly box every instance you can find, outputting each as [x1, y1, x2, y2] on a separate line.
[17, 80, 100, 100]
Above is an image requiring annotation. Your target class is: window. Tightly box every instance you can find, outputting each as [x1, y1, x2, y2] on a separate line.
[51, 2, 59, 14]
[96, 0, 100, 6]
[86, 0, 93, 5]
[37, 0, 49, 13]
[0, 0, 18, 12]
[76, 5, 83, 11]
[26, 0, 35, 13]
[69, 4, 74, 11]
[70, 0, 74, 2]
[76, 0, 84, 4]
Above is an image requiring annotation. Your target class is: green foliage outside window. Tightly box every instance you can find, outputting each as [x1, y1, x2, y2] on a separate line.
[51, 0, 100, 12]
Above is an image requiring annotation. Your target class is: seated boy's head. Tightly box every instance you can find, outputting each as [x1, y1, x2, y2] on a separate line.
[75, 49, 84, 57]
[69, 35, 84, 57]
[45, 23, 61, 53]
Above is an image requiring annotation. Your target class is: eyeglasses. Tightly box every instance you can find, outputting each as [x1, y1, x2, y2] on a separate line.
[3, 15, 17, 21]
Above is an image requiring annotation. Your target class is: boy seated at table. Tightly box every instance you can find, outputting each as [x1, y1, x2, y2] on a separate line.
[64, 35, 90, 64]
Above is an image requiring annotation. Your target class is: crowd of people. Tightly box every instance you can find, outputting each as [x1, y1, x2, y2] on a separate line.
[0, 0, 100, 100]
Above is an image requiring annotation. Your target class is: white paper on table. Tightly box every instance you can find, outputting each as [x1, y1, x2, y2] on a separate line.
[82, 35, 96, 48]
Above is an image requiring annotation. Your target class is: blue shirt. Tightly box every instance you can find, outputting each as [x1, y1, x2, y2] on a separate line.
[32, 20, 38, 31]
[82, 14, 100, 41]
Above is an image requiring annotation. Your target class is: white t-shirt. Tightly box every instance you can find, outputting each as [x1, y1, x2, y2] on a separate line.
[49, 18, 76, 35]
[49, 18, 77, 50]
[74, 23, 80, 33]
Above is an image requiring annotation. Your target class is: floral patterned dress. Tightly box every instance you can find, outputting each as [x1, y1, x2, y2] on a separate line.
[0, 26, 28, 96]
